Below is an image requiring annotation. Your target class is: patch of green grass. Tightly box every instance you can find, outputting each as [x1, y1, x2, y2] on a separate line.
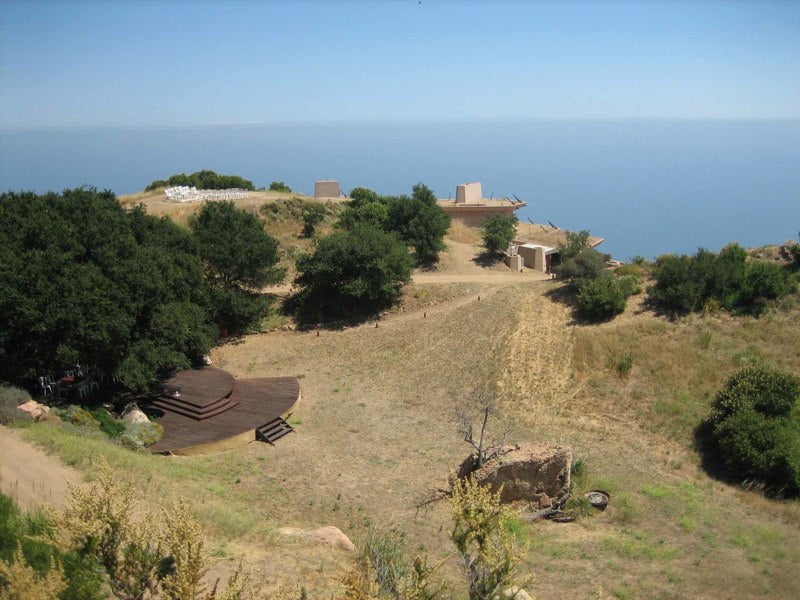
[600, 529, 678, 561]
[640, 484, 676, 501]
[678, 515, 697, 532]
[730, 525, 787, 563]
[503, 516, 532, 545]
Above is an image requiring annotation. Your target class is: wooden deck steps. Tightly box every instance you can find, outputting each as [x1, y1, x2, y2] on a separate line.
[256, 417, 294, 444]
[151, 394, 238, 420]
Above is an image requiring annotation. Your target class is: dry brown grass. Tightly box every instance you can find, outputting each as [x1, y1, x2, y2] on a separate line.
[446, 221, 481, 244]
[14, 222, 800, 599]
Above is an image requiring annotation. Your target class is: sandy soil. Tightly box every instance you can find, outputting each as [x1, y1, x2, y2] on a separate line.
[0, 426, 81, 510]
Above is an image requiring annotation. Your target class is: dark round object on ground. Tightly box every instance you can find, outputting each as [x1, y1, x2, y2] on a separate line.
[585, 490, 610, 510]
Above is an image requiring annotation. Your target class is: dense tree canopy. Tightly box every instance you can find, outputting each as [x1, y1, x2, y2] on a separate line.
[0, 190, 284, 392]
[144, 170, 255, 191]
[190, 201, 284, 334]
[0, 188, 215, 391]
[481, 214, 518, 256]
[293, 224, 413, 322]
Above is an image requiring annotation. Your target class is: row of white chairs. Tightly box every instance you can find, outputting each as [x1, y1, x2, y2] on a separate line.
[164, 186, 250, 202]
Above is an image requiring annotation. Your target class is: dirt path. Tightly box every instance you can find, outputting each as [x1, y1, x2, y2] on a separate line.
[496, 286, 577, 417]
[0, 426, 80, 510]
[412, 272, 549, 284]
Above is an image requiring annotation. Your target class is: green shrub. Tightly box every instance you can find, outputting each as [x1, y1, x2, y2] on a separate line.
[480, 214, 518, 256]
[338, 202, 389, 231]
[124, 420, 164, 447]
[89, 409, 125, 439]
[268, 181, 291, 193]
[557, 230, 592, 262]
[708, 365, 800, 495]
[556, 249, 606, 289]
[615, 263, 645, 279]
[58, 405, 101, 431]
[301, 203, 327, 237]
[648, 244, 792, 315]
[576, 274, 627, 321]
[615, 353, 634, 377]
[616, 273, 643, 297]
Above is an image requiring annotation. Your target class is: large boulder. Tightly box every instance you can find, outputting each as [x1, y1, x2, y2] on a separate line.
[468, 442, 572, 507]
[121, 402, 149, 425]
[16, 400, 50, 422]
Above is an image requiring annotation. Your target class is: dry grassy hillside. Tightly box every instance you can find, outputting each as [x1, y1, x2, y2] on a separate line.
[10, 197, 800, 598]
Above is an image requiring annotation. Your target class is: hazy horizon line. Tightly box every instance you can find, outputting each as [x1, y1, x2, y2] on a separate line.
[3, 116, 800, 132]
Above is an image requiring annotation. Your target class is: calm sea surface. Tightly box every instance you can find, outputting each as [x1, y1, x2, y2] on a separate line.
[1, 120, 798, 260]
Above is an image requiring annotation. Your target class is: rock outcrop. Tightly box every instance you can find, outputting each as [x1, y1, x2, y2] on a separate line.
[122, 403, 149, 425]
[277, 525, 356, 552]
[16, 400, 50, 422]
[466, 442, 572, 507]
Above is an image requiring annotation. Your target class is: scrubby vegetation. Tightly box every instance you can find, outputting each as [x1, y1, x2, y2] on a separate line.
[145, 170, 255, 192]
[0, 460, 255, 600]
[480, 214, 518, 257]
[648, 243, 794, 315]
[707, 364, 800, 496]
[301, 203, 327, 237]
[0, 189, 280, 393]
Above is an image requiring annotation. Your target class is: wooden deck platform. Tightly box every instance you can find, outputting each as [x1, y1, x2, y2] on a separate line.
[147, 368, 300, 455]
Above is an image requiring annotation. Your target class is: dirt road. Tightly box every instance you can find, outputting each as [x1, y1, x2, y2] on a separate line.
[0, 426, 80, 510]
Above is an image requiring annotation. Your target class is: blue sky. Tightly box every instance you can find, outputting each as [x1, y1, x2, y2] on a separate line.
[1, 0, 799, 127]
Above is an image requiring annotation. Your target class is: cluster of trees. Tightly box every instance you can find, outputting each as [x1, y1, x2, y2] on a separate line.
[144, 170, 255, 191]
[555, 230, 642, 321]
[707, 364, 800, 496]
[338, 184, 451, 264]
[481, 214, 518, 256]
[647, 243, 794, 315]
[291, 184, 450, 322]
[268, 181, 292, 193]
[0, 189, 281, 392]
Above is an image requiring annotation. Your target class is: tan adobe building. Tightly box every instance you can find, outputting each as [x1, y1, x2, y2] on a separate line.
[438, 181, 526, 227]
[314, 180, 341, 199]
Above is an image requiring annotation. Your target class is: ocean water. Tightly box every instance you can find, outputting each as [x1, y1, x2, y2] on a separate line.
[1, 120, 798, 261]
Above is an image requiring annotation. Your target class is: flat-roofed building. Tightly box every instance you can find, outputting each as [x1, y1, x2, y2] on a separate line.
[438, 181, 526, 227]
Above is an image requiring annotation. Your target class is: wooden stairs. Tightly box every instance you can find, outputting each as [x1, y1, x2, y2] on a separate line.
[256, 417, 294, 444]
[151, 391, 238, 420]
